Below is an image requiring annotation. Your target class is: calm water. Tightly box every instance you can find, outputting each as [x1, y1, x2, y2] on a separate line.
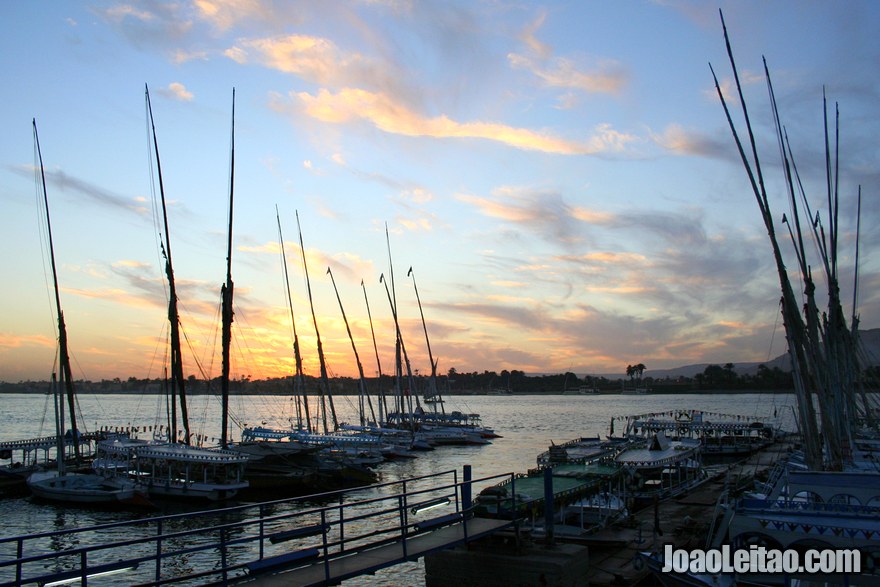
[0, 392, 797, 585]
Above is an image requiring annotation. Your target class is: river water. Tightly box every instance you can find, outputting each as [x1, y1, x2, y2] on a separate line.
[0, 391, 797, 585]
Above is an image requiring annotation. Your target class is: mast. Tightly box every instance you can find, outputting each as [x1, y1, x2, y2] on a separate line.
[380, 273, 417, 424]
[277, 207, 311, 432]
[220, 88, 235, 449]
[296, 212, 337, 432]
[51, 374, 66, 473]
[33, 120, 80, 463]
[408, 266, 443, 413]
[362, 279, 387, 424]
[327, 267, 375, 426]
[146, 84, 191, 445]
[710, 11, 876, 468]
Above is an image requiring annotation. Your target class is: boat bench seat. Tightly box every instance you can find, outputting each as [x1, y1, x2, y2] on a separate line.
[246, 547, 320, 575]
[412, 512, 466, 533]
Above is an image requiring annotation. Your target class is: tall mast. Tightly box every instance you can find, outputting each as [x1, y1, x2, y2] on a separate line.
[277, 207, 311, 432]
[380, 273, 417, 422]
[33, 120, 80, 463]
[297, 212, 337, 432]
[408, 266, 442, 413]
[362, 279, 387, 424]
[327, 267, 375, 426]
[220, 88, 235, 449]
[384, 229, 419, 413]
[146, 84, 191, 444]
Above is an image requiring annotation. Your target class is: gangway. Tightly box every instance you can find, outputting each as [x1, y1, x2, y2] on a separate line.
[0, 466, 517, 587]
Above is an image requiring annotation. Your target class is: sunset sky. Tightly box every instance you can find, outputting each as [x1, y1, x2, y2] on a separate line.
[1, 1, 878, 384]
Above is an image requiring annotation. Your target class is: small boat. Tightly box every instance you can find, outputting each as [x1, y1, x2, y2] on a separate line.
[563, 491, 628, 528]
[617, 409, 779, 462]
[616, 432, 707, 510]
[94, 437, 250, 502]
[27, 469, 152, 508]
[474, 460, 623, 521]
[536, 436, 619, 466]
[0, 435, 92, 498]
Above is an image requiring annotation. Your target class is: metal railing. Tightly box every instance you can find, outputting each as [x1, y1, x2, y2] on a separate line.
[0, 466, 515, 586]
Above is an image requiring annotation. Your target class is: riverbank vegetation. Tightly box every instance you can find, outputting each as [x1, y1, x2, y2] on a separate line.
[5, 362, 863, 395]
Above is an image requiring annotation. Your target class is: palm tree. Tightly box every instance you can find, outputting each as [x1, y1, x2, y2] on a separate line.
[724, 363, 736, 383]
[635, 363, 646, 383]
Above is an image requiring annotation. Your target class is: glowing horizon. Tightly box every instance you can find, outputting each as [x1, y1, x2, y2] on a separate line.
[1, 1, 878, 383]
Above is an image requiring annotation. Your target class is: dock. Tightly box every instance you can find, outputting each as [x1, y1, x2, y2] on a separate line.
[583, 438, 797, 586]
[423, 438, 797, 587]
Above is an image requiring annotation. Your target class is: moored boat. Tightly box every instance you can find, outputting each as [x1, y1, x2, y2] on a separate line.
[94, 436, 250, 502]
[616, 432, 707, 510]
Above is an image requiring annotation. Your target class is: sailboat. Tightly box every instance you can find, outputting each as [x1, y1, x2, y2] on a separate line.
[25, 120, 151, 508]
[647, 14, 880, 586]
[706, 15, 880, 564]
[92, 87, 248, 502]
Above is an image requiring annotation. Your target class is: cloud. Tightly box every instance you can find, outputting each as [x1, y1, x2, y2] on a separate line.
[227, 34, 350, 84]
[0, 333, 55, 349]
[510, 10, 627, 96]
[508, 53, 628, 95]
[653, 124, 732, 158]
[280, 88, 634, 155]
[158, 82, 194, 101]
[457, 185, 612, 247]
[194, 0, 286, 32]
[518, 11, 552, 60]
[226, 32, 412, 100]
[239, 240, 373, 285]
[95, 2, 194, 50]
[171, 50, 208, 64]
[10, 165, 150, 218]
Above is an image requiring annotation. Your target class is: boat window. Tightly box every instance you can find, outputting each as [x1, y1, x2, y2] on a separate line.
[828, 493, 861, 506]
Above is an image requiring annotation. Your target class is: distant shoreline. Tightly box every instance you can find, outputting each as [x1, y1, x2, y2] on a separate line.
[0, 388, 792, 396]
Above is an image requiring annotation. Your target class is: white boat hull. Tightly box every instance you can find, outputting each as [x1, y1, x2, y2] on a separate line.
[28, 472, 150, 506]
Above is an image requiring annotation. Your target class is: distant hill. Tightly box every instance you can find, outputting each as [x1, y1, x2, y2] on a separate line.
[590, 328, 880, 381]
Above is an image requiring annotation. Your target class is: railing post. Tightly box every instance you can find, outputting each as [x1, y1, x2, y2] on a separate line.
[511, 473, 516, 518]
[462, 465, 472, 541]
[81, 550, 88, 587]
[258, 503, 265, 560]
[220, 527, 228, 585]
[544, 467, 555, 546]
[338, 493, 345, 553]
[321, 510, 331, 583]
[400, 479, 409, 559]
[462, 465, 472, 511]
[453, 468, 459, 511]
[155, 518, 163, 583]
[16, 538, 23, 585]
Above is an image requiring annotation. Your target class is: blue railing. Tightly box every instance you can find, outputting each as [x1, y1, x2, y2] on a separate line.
[0, 466, 515, 586]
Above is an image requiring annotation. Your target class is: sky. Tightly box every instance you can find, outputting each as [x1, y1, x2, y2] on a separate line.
[1, 0, 878, 384]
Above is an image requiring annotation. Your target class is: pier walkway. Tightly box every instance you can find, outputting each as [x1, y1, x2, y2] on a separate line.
[0, 466, 516, 587]
[240, 517, 511, 587]
[581, 438, 798, 586]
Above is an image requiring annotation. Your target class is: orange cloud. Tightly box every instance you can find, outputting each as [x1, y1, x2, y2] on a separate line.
[288, 88, 634, 155]
[228, 35, 350, 83]
[0, 333, 55, 349]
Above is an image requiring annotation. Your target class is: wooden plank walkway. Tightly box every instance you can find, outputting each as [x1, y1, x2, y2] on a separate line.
[238, 517, 513, 587]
